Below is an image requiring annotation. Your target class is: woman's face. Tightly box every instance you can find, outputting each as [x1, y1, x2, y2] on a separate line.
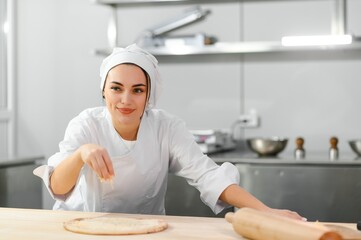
[103, 64, 148, 134]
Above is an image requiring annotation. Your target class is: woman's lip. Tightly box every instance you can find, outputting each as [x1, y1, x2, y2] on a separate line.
[118, 108, 135, 114]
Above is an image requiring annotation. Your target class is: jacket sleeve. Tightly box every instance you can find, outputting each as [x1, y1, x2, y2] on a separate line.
[33, 115, 90, 202]
[168, 118, 240, 214]
[33, 164, 73, 202]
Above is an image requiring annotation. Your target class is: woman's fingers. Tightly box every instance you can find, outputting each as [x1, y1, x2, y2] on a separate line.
[80, 144, 114, 181]
[93, 154, 107, 179]
[102, 150, 114, 178]
[94, 153, 113, 181]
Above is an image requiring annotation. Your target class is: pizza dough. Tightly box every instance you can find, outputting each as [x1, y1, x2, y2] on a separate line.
[63, 216, 168, 235]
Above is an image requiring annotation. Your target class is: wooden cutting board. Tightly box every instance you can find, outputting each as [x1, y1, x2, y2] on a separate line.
[226, 208, 361, 240]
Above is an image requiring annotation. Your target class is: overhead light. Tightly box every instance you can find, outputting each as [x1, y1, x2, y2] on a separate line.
[281, 34, 352, 46]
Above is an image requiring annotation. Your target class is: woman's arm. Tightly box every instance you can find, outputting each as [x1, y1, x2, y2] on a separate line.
[219, 184, 304, 220]
[50, 149, 84, 195]
[219, 184, 269, 210]
[50, 144, 114, 195]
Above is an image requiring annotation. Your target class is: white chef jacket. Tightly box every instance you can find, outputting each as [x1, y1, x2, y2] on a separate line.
[35, 107, 240, 215]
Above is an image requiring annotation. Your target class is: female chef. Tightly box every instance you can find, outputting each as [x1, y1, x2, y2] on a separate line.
[34, 44, 302, 220]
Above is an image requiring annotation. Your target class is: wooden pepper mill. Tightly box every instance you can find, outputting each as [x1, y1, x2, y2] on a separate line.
[294, 137, 305, 160]
[329, 136, 339, 160]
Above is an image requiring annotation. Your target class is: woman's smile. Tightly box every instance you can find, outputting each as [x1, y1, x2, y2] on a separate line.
[117, 107, 135, 115]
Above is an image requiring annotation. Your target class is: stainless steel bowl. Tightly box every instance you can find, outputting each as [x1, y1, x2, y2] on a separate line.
[246, 137, 288, 157]
[349, 140, 361, 156]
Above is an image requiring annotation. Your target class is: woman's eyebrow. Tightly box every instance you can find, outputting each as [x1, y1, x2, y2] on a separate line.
[110, 81, 146, 87]
[133, 84, 146, 87]
[110, 81, 122, 86]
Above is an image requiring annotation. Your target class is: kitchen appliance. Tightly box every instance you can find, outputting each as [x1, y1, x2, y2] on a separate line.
[140, 33, 216, 48]
[191, 130, 235, 154]
[246, 137, 288, 157]
[136, 6, 215, 48]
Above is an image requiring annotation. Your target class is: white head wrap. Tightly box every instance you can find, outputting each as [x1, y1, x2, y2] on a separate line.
[100, 44, 162, 109]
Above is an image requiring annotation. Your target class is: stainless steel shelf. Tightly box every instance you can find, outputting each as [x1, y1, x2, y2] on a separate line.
[92, 0, 285, 6]
[92, 0, 354, 56]
[93, 40, 361, 56]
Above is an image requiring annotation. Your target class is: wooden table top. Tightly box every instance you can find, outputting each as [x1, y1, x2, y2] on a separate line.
[1, 207, 359, 240]
[0, 207, 241, 240]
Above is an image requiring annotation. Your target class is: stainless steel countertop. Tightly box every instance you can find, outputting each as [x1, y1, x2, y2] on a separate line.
[0, 156, 44, 168]
[209, 149, 361, 166]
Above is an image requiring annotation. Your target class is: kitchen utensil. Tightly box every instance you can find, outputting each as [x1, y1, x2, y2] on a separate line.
[136, 6, 213, 48]
[225, 208, 344, 240]
[145, 6, 210, 37]
[324, 224, 361, 240]
[349, 140, 361, 156]
[246, 137, 288, 157]
[330, 136, 339, 160]
[294, 137, 306, 160]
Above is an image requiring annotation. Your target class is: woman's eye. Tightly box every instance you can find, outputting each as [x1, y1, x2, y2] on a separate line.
[134, 88, 145, 93]
[110, 86, 121, 91]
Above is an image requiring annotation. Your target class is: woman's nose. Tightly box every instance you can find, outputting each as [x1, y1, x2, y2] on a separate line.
[120, 91, 131, 104]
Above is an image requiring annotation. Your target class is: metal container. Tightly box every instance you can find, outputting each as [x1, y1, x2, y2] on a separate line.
[246, 137, 288, 157]
[349, 140, 361, 156]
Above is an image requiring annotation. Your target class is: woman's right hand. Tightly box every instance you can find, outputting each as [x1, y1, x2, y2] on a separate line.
[79, 144, 115, 180]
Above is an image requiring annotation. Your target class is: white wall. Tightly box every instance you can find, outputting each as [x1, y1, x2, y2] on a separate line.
[16, 0, 108, 157]
[14, 0, 361, 208]
[16, 1, 243, 159]
[242, 0, 361, 154]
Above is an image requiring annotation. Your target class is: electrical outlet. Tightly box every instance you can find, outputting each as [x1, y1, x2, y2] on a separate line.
[237, 110, 260, 128]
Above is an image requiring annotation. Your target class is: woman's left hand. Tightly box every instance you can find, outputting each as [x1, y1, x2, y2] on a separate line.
[266, 208, 307, 221]
[219, 184, 306, 221]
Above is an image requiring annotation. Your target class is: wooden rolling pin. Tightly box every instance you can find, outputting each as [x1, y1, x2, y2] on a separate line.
[225, 208, 343, 240]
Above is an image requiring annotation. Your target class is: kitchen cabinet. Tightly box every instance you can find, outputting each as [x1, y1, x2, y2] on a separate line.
[165, 150, 361, 221]
[235, 163, 361, 222]
[211, 149, 361, 222]
[91, 0, 361, 56]
[0, 156, 43, 209]
[165, 173, 234, 218]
